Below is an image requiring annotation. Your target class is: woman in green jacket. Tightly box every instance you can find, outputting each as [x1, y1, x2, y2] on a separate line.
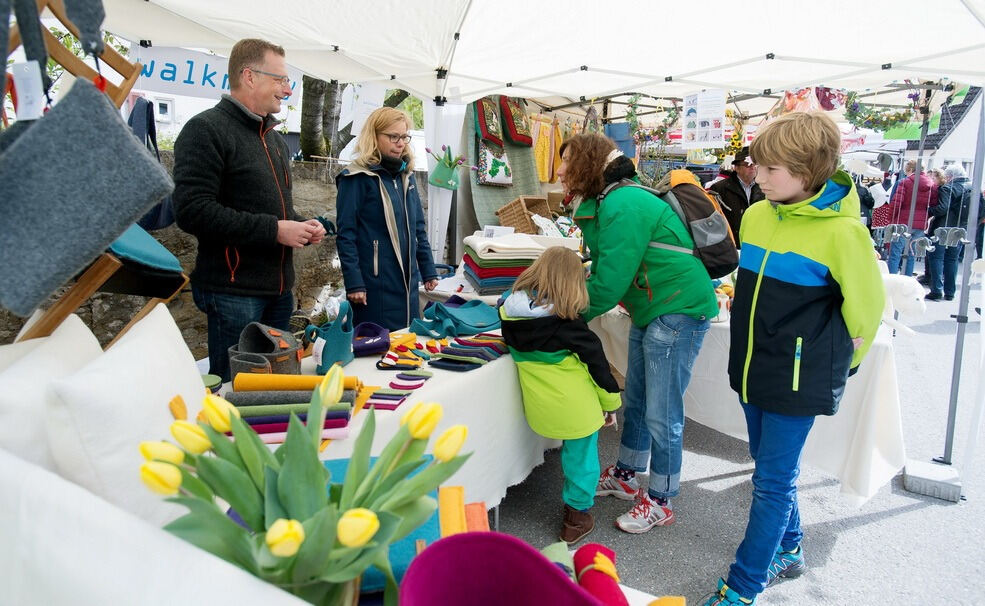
[563, 133, 717, 534]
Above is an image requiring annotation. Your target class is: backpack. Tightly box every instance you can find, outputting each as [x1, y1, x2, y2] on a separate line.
[597, 169, 739, 278]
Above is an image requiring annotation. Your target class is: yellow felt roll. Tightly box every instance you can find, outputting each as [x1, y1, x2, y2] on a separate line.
[232, 373, 363, 392]
[647, 598, 686, 606]
[438, 486, 467, 537]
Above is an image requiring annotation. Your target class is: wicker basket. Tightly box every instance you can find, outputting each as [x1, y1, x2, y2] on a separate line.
[495, 196, 550, 234]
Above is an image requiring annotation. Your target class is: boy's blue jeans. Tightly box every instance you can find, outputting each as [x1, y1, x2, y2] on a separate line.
[726, 401, 815, 599]
[561, 432, 600, 511]
[617, 313, 709, 499]
[192, 287, 295, 383]
[887, 229, 925, 275]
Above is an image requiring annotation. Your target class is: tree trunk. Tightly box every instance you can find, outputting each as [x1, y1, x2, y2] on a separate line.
[323, 81, 344, 157]
[384, 89, 410, 108]
[299, 75, 328, 160]
[330, 88, 410, 158]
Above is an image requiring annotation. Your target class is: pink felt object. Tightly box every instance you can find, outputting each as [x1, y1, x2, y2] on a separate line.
[573, 543, 629, 606]
[246, 417, 347, 434]
[400, 532, 602, 605]
[258, 427, 350, 444]
[366, 398, 407, 410]
[389, 380, 426, 390]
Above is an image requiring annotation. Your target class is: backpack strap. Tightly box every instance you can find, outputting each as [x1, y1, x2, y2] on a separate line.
[596, 179, 696, 256]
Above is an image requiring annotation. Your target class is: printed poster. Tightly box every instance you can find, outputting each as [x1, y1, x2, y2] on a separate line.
[682, 89, 726, 149]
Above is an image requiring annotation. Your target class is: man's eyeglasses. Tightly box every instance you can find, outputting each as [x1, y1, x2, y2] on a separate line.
[246, 67, 293, 87]
[382, 133, 412, 143]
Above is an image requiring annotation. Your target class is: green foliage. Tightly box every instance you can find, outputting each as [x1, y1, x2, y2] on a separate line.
[387, 89, 424, 129]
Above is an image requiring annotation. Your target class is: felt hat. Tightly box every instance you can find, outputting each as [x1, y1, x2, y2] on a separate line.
[733, 147, 754, 167]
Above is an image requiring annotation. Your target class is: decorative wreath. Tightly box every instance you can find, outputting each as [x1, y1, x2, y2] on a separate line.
[844, 91, 918, 132]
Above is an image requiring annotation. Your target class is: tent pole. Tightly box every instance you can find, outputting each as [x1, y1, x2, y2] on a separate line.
[902, 89, 931, 265]
[937, 91, 985, 465]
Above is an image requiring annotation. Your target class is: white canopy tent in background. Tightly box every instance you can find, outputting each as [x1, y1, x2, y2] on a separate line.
[91, 0, 985, 497]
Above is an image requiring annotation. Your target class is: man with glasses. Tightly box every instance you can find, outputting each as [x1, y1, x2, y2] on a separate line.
[709, 148, 765, 247]
[174, 38, 326, 382]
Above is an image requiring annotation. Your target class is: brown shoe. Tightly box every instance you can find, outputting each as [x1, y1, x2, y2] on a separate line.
[560, 504, 595, 544]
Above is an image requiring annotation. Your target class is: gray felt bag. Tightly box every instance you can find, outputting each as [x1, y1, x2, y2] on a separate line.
[0, 78, 174, 316]
[227, 322, 303, 378]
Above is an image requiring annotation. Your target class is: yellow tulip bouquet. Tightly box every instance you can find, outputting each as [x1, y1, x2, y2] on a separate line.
[139, 365, 471, 606]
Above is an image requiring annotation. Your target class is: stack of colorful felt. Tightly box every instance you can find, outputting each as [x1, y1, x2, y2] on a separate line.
[366, 369, 433, 410]
[429, 333, 508, 372]
[460, 233, 553, 296]
[223, 373, 366, 444]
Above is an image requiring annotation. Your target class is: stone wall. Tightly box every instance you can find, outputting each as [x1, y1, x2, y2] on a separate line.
[0, 153, 429, 360]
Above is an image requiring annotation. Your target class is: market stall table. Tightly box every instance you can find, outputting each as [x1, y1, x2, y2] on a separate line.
[589, 308, 905, 504]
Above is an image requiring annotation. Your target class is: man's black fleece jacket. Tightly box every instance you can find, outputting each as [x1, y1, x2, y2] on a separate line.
[174, 95, 303, 296]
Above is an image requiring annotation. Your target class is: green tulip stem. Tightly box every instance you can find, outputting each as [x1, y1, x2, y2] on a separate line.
[383, 440, 411, 478]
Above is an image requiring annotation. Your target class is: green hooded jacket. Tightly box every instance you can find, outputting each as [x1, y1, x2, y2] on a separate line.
[573, 186, 718, 326]
[727, 170, 885, 416]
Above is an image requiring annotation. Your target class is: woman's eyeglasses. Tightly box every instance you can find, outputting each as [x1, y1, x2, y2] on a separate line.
[382, 133, 412, 143]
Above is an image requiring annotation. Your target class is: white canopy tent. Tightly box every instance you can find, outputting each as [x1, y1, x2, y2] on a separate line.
[92, 0, 985, 497]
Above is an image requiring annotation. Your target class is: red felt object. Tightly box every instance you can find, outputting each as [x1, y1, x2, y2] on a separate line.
[462, 254, 528, 278]
[475, 97, 504, 147]
[499, 96, 533, 146]
[573, 543, 629, 606]
[243, 417, 347, 435]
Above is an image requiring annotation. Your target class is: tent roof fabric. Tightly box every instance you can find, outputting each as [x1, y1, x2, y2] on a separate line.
[101, 0, 985, 103]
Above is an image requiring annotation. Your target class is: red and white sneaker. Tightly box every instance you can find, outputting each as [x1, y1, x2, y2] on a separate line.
[595, 465, 640, 500]
[615, 490, 674, 533]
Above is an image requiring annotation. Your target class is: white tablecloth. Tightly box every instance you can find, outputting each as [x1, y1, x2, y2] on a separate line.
[311, 351, 557, 509]
[589, 309, 906, 504]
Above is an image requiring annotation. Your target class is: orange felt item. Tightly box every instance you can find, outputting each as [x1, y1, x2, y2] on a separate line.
[464, 503, 490, 532]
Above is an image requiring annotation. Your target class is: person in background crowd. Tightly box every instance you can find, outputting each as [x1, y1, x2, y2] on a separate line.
[885, 159, 937, 276]
[702, 112, 884, 606]
[559, 133, 717, 536]
[926, 164, 985, 301]
[174, 38, 326, 382]
[856, 177, 875, 226]
[499, 246, 622, 545]
[335, 107, 439, 330]
[709, 148, 766, 245]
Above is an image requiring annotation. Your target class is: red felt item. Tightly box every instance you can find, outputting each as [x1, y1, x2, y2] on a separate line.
[462, 254, 527, 278]
[499, 96, 533, 146]
[244, 417, 348, 435]
[573, 543, 629, 606]
[475, 97, 504, 147]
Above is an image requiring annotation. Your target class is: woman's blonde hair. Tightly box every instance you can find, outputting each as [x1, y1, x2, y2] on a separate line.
[512, 247, 588, 320]
[352, 107, 415, 171]
[750, 112, 841, 193]
[928, 168, 946, 186]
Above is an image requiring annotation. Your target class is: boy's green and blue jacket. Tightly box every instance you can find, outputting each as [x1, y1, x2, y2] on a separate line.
[728, 170, 885, 417]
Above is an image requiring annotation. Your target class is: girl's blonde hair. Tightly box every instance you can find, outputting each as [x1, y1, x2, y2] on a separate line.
[352, 107, 415, 171]
[512, 247, 588, 320]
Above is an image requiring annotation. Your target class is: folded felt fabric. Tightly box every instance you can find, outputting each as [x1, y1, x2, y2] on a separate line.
[462, 254, 528, 278]
[463, 246, 534, 269]
[0, 79, 174, 317]
[439, 346, 500, 362]
[242, 409, 351, 425]
[259, 426, 349, 445]
[237, 402, 351, 418]
[224, 390, 313, 406]
[462, 232, 566, 260]
[232, 373, 362, 392]
[365, 398, 407, 410]
[246, 417, 348, 435]
[428, 359, 483, 372]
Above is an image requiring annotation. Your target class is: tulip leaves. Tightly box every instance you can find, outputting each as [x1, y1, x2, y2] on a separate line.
[339, 408, 375, 510]
[290, 504, 338, 583]
[195, 456, 264, 532]
[164, 497, 255, 573]
[277, 415, 328, 521]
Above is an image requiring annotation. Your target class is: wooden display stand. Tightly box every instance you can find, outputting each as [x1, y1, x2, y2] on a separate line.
[8, 0, 187, 346]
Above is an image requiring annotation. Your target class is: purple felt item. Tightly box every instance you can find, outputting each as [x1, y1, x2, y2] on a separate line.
[395, 372, 430, 382]
[247, 418, 348, 434]
[244, 410, 351, 425]
[370, 392, 407, 401]
[389, 380, 426, 390]
[353, 322, 390, 356]
[399, 532, 602, 605]
[366, 398, 406, 410]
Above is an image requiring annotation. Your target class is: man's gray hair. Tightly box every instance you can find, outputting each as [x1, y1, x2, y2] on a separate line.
[944, 164, 967, 180]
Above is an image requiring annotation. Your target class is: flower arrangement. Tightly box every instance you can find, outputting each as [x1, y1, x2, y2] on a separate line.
[844, 91, 917, 132]
[632, 105, 680, 147]
[426, 144, 466, 190]
[140, 364, 470, 606]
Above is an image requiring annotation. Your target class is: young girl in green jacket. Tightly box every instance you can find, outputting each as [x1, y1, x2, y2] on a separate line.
[499, 246, 622, 545]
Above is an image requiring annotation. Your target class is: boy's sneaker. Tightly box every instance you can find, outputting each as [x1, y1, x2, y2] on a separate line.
[701, 579, 756, 605]
[766, 545, 806, 586]
[614, 489, 674, 533]
[596, 465, 639, 500]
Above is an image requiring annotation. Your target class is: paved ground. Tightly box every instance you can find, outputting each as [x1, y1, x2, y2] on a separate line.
[497, 264, 985, 605]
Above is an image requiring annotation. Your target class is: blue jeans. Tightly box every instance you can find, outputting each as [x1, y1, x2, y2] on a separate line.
[726, 402, 815, 600]
[617, 313, 709, 499]
[192, 287, 294, 382]
[887, 229, 925, 275]
[927, 243, 960, 297]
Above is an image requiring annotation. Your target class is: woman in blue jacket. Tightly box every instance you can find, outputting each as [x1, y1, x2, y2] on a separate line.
[336, 107, 439, 330]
